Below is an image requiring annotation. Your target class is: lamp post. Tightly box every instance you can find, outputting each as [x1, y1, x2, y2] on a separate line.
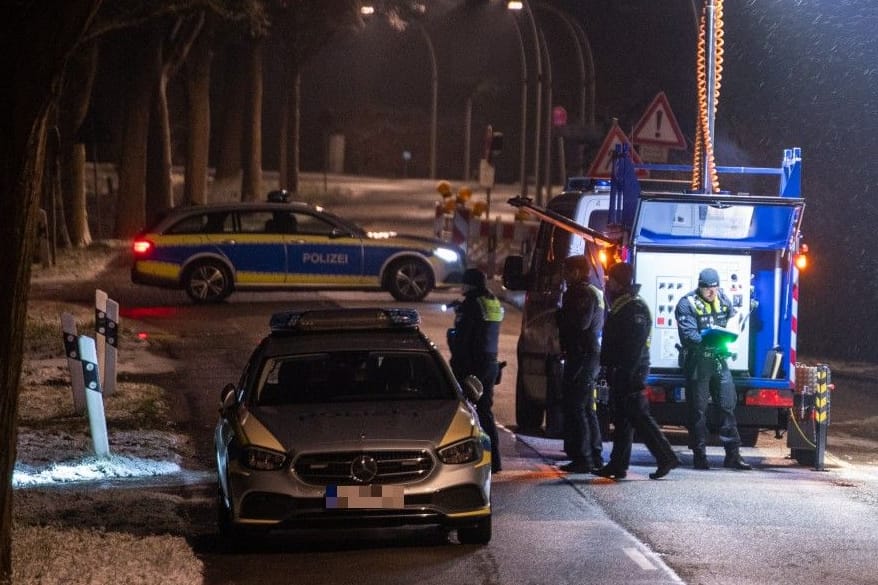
[508, 10, 529, 197]
[508, 0, 543, 204]
[416, 22, 438, 180]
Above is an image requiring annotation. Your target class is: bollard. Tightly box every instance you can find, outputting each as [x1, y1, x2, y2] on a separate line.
[61, 312, 87, 415]
[813, 364, 831, 471]
[78, 335, 111, 457]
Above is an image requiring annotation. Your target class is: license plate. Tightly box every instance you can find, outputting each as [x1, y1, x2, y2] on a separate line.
[325, 484, 405, 509]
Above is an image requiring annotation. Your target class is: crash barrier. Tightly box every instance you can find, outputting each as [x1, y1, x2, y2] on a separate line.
[59, 289, 120, 456]
[787, 363, 831, 470]
[434, 203, 538, 278]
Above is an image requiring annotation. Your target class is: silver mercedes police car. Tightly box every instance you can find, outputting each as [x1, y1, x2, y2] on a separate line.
[214, 307, 492, 546]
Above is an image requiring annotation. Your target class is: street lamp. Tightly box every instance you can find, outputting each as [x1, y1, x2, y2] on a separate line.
[508, 0, 544, 204]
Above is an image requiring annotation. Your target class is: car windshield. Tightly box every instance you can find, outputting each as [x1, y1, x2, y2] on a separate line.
[317, 209, 366, 237]
[254, 351, 454, 405]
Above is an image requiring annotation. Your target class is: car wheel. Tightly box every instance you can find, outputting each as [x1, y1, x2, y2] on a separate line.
[385, 258, 433, 302]
[457, 515, 491, 545]
[184, 260, 232, 303]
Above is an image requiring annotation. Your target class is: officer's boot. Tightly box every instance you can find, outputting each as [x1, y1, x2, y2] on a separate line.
[723, 448, 752, 470]
[693, 449, 710, 470]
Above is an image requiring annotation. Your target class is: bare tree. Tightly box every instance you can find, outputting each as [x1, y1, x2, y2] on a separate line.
[0, 4, 104, 581]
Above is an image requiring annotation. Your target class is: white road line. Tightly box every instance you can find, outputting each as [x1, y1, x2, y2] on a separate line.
[624, 547, 658, 571]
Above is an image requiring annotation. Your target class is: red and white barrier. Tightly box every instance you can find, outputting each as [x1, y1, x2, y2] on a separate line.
[439, 207, 538, 278]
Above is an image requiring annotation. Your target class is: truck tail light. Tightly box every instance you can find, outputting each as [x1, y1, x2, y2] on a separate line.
[744, 388, 794, 408]
[645, 386, 666, 403]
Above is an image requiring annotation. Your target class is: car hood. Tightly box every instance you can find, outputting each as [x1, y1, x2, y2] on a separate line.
[245, 400, 470, 450]
[368, 232, 452, 249]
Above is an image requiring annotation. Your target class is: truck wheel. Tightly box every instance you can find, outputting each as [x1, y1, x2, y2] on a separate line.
[184, 260, 233, 303]
[386, 258, 433, 302]
[515, 371, 544, 433]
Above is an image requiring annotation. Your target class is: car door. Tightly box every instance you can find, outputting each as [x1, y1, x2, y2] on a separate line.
[284, 211, 367, 286]
[205, 209, 288, 286]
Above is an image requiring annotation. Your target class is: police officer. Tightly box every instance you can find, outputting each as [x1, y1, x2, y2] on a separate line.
[596, 262, 679, 480]
[556, 255, 605, 473]
[675, 267, 751, 470]
[450, 268, 505, 473]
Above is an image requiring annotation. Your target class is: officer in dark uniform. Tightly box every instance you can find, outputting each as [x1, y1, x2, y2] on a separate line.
[450, 268, 505, 473]
[555, 255, 605, 473]
[675, 267, 751, 470]
[596, 262, 679, 480]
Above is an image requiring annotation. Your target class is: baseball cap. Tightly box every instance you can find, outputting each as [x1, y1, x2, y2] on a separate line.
[698, 268, 720, 287]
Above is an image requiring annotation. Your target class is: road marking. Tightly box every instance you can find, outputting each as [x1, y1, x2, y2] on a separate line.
[624, 547, 658, 571]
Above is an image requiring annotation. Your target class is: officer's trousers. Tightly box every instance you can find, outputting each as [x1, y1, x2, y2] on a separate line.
[561, 357, 602, 466]
[685, 355, 741, 452]
[607, 384, 677, 470]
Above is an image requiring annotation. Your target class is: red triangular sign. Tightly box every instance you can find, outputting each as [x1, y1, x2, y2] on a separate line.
[632, 91, 687, 149]
[586, 125, 647, 179]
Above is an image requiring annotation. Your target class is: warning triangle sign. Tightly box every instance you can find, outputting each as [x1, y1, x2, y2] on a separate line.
[632, 91, 686, 149]
[586, 125, 647, 179]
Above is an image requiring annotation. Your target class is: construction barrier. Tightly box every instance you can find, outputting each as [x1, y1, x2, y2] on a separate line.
[436, 205, 538, 278]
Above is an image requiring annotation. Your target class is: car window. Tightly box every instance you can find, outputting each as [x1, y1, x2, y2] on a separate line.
[165, 213, 208, 235]
[238, 210, 277, 234]
[255, 351, 452, 405]
[293, 212, 336, 236]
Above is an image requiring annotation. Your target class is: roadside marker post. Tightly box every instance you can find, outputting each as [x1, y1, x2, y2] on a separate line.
[78, 334, 111, 457]
[95, 289, 119, 395]
[61, 312, 87, 415]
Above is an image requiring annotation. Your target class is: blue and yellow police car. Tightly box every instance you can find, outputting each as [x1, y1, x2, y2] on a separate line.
[131, 193, 465, 303]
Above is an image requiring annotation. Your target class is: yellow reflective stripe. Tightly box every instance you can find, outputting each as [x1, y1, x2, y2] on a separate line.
[588, 284, 605, 310]
[236, 272, 286, 284]
[136, 260, 182, 280]
[478, 297, 504, 322]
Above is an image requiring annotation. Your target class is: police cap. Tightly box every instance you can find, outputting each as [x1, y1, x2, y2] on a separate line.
[462, 268, 487, 289]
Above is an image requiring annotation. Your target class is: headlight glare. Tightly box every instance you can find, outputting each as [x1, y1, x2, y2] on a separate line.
[434, 247, 459, 263]
[438, 438, 482, 464]
[241, 447, 287, 470]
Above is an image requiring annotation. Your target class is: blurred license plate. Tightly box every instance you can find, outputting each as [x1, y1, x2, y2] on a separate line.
[325, 485, 405, 509]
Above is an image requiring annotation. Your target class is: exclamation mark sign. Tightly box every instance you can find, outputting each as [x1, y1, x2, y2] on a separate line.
[654, 111, 664, 138]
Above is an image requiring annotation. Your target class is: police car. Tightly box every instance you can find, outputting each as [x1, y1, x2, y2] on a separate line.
[215, 307, 492, 546]
[131, 192, 465, 303]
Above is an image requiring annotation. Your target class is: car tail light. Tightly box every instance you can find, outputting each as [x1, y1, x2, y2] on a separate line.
[132, 239, 153, 255]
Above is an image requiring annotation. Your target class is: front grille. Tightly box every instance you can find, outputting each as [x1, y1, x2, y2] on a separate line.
[294, 450, 433, 485]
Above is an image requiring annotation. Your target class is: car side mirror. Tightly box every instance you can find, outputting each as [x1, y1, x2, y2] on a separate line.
[462, 375, 483, 404]
[330, 227, 349, 239]
[502, 255, 527, 291]
[219, 383, 237, 412]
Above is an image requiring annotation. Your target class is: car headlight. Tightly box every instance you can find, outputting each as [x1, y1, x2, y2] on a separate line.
[241, 447, 287, 471]
[434, 247, 460, 263]
[438, 438, 482, 465]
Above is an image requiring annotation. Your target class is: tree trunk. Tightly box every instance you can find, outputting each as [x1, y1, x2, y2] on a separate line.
[147, 69, 174, 217]
[215, 46, 246, 185]
[184, 19, 214, 206]
[242, 38, 264, 201]
[58, 42, 98, 247]
[0, 4, 102, 581]
[115, 28, 160, 238]
[284, 69, 301, 194]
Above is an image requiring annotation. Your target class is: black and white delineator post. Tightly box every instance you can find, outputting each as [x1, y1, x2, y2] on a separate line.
[61, 312, 87, 416]
[95, 289, 119, 396]
[78, 334, 110, 457]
